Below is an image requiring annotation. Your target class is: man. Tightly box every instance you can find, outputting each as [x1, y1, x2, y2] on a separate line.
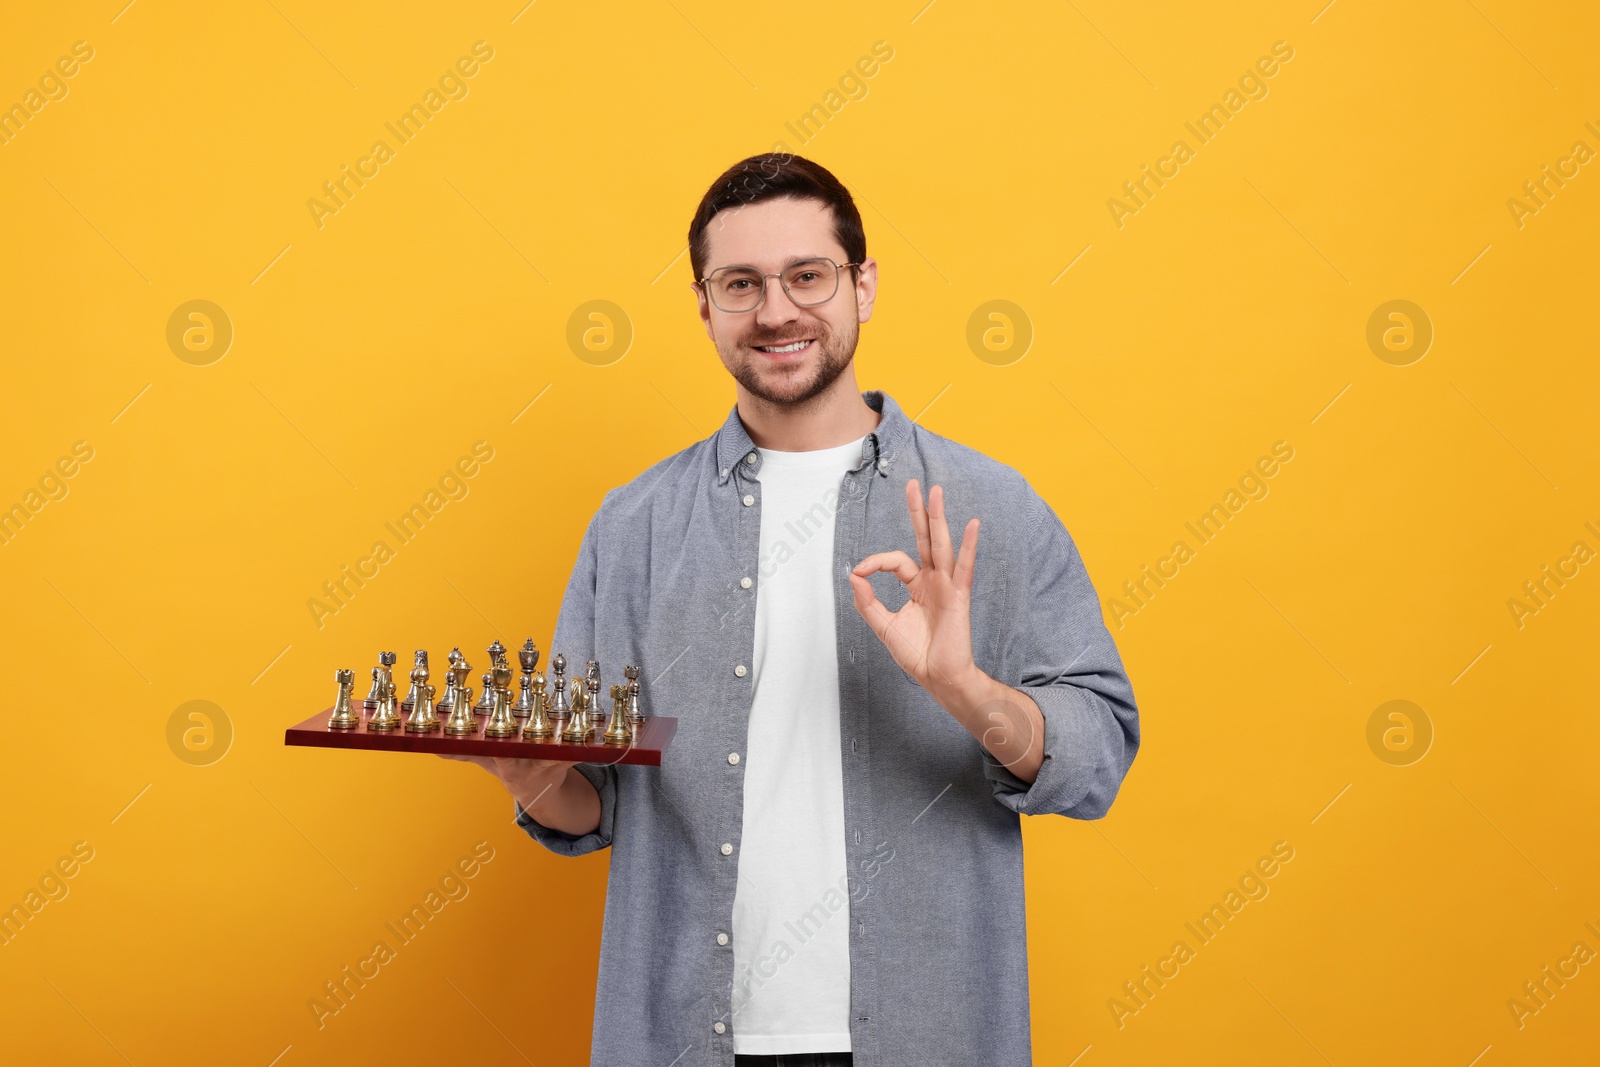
[449, 154, 1140, 1066]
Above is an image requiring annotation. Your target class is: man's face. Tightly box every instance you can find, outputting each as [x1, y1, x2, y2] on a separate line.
[695, 196, 876, 406]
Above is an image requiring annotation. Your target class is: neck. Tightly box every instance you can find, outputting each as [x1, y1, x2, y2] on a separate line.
[734, 366, 880, 451]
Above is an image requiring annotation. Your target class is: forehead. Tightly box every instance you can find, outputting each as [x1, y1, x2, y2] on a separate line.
[702, 196, 845, 270]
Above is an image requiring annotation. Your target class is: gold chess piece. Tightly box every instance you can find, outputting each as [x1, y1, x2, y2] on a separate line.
[437, 648, 465, 717]
[443, 665, 479, 735]
[561, 666, 591, 743]
[400, 649, 428, 712]
[328, 669, 360, 729]
[602, 683, 633, 746]
[405, 682, 440, 732]
[547, 653, 571, 727]
[522, 669, 554, 740]
[364, 651, 397, 710]
[368, 679, 401, 730]
[483, 664, 519, 737]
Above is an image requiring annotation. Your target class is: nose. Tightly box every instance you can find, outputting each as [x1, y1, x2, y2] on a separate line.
[753, 274, 803, 329]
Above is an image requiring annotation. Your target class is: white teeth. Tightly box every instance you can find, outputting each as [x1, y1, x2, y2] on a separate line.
[757, 340, 810, 353]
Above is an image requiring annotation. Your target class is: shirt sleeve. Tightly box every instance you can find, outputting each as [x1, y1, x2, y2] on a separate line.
[513, 498, 620, 856]
[981, 486, 1141, 819]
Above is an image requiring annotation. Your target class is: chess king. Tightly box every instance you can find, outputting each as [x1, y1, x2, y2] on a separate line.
[440, 154, 1141, 1067]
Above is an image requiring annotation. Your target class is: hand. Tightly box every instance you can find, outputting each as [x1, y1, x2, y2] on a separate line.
[437, 754, 570, 816]
[848, 479, 981, 704]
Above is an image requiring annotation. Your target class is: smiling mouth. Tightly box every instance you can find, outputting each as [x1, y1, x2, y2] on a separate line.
[752, 339, 814, 355]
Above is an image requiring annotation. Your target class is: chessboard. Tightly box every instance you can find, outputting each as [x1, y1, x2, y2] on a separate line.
[283, 707, 677, 766]
[284, 639, 676, 767]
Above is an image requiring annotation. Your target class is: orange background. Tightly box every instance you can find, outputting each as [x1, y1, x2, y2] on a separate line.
[1, 1, 1597, 1064]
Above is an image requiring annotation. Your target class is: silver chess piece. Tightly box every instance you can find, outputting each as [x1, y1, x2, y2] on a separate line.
[513, 639, 541, 718]
[547, 653, 571, 726]
[365, 651, 397, 710]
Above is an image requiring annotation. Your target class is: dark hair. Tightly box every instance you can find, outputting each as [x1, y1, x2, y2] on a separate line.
[687, 153, 866, 282]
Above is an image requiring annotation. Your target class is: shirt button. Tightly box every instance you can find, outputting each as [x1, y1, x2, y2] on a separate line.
[740, 576, 752, 589]
[742, 494, 754, 507]
[716, 931, 729, 946]
[727, 752, 740, 765]
[734, 664, 747, 677]
[878, 458, 888, 469]
[713, 1021, 726, 1034]
[720, 468, 729, 478]
[746, 452, 757, 465]
[720, 842, 733, 856]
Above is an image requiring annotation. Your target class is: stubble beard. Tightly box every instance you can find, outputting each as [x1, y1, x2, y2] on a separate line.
[720, 317, 859, 408]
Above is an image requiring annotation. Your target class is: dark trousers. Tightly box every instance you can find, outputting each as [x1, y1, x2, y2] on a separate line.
[734, 1055, 852, 1067]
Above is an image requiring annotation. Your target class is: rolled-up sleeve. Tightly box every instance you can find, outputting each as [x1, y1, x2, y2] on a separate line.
[982, 486, 1140, 819]
[514, 497, 620, 855]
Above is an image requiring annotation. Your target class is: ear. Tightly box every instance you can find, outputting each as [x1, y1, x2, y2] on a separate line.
[854, 257, 879, 325]
[691, 282, 714, 340]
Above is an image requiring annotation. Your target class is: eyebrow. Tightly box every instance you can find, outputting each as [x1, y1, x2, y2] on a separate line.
[706, 254, 832, 275]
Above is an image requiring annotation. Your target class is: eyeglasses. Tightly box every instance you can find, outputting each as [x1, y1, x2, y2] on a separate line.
[698, 258, 861, 314]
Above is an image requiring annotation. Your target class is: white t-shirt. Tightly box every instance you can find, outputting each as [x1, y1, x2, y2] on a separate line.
[730, 434, 863, 1054]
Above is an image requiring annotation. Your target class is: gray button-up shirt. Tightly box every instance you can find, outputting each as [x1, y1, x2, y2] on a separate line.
[516, 389, 1140, 1066]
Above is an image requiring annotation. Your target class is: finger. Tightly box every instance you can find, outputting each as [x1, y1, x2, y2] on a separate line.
[849, 572, 896, 643]
[906, 479, 933, 568]
[928, 484, 954, 573]
[852, 550, 920, 586]
[953, 517, 981, 590]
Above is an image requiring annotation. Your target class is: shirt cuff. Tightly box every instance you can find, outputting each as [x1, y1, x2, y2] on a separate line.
[512, 762, 616, 856]
[981, 683, 1135, 819]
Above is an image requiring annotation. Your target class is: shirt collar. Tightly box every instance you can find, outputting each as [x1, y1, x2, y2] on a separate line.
[715, 389, 910, 484]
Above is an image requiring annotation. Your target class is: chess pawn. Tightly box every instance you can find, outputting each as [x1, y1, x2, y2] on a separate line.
[368, 679, 401, 730]
[328, 669, 360, 729]
[437, 648, 465, 715]
[365, 651, 397, 710]
[513, 639, 540, 717]
[522, 671, 553, 739]
[624, 665, 646, 724]
[405, 683, 441, 732]
[483, 664, 519, 737]
[443, 667, 479, 734]
[400, 650, 428, 712]
[547, 654, 571, 725]
[474, 647, 497, 712]
[603, 684, 633, 746]
[561, 671, 590, 743]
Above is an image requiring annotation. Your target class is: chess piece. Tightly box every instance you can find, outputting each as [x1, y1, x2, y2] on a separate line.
[474, 641, 503, 712]
[561, 666, 591, 743]
[522, 668, 553, 739]
[624, 665, 646, 724]
[365, 651, 397, 710]
[584, 660, 604, 729]
[483, 663, 519, 738]
[368, 679, 401, 730]
[400, 650, 428, 712]
[328, 669, 360, 729]
[437, 648, 465, 715]
[406, 683, 441, 732]
[602, 683, 633, 746]
[547, 653, 571, 726]
[513, 639, 540, 717]
[443, 664, 479, 734]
